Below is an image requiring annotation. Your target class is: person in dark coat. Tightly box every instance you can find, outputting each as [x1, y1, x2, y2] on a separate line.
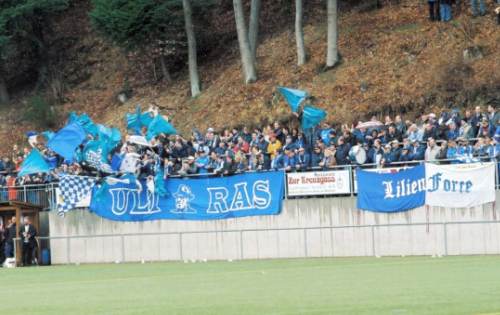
[335, 137, 351, 165]
[20, 217, 37, 266]
[4, 216, 16, 259]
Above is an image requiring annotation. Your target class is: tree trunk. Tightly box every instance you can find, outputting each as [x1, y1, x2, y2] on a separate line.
[160, 55, 172, 82]
[248, 0, 261, 63]
[0, 74, 9, 104]
[295, 0, 306, 66]
[233, 0, 257, 83]
[326, 0, 339, 68]
[182, 0, 201, 97]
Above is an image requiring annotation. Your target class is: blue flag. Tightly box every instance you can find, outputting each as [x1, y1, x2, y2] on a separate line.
[18, 149, 51, 177]
[277, 86, 308, 113]
[97, 124, 121, 152]
[126, 106, 154, 135]
[146, 115, 177, 141]
[42, 131, 55, 141]
[301, 105, 327, 130]
[126, 105, 142, 135]
[47, 122, 87, 162]
[69, 112, 98, 137]
[357, 165, 426, 212]
[83, 139, 110, 167]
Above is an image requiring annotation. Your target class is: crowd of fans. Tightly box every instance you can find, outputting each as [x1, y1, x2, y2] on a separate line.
[0, 104, 498, 187]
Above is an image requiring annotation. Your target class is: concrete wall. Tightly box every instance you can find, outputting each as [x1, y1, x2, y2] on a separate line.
[47, 192, 500, 264]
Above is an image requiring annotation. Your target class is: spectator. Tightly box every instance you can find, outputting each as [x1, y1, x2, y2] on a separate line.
[267, 134, 282, 160]
[335, 137, 351, 165]
[311, 146, 324, 168]
[425, 138, 440, 161]
[295, 147, 310, 171]
[319, 147, 337, 169]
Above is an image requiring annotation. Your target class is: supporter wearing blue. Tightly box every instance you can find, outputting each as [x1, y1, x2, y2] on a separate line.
[394, 115, 407, 135]
[318, 123, 334, 146]
[410, 140, 426, 161]
[271, 150, 285, 170]
[283, 150, 297, 171]
[283, 135, 297, 152]
[446, 122, 459, 140]
[295, 132, 307, 150]
[407, 124, 423, 143]
[487, 105, 499, 126]
[214, 141, 227, 156]
[446, 140, 458, 162]
[399, 146, 413, 163]
[477, 118, 494, 138]
[353, 127, 367, 145]
[366, 139, 383, 164]
[195, 149, 210, 174]
[389, 140, 402, 162]
[311, 146, 323, 168]
[295, 147, 310, 171]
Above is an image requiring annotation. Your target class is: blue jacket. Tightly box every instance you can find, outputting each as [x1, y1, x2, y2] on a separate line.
[296, 153, 310, 168]
[335, 143, 351, 165]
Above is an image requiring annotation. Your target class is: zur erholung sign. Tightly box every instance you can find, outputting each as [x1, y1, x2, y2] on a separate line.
[286, 170, 351, 197]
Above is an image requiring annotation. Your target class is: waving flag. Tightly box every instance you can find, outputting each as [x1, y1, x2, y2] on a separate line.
[57, 175, 97, 215]
[69, 112, 99, 137]
[126, 105, 155, 135]
[301, 105, 327, 130]
[18, 149, 51, 177]
[97, 124, 121, 151]
[277, 86, 308, 113]
[146, 115, 177, 141]
[47, 122, 86, 162]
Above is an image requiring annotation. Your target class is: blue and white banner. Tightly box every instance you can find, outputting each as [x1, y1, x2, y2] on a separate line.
[89, 171, 285, 221]
[425, 162, 495, 208]
[356, 165, 426, 212]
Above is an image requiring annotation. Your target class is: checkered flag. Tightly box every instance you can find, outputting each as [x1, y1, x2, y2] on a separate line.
[57, 175, 97, 216]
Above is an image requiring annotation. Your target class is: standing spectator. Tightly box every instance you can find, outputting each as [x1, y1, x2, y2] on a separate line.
[283, 149, 297, 171]
[470, 106, 484, 136]
[425, 138, 441, 161]
[470, 0, 486, 16]
[3, 216, 15, 260]
[319, 147, 337, 169]
[487, 105, 499, 125]
[20, 217, 37, 266]
[477, 118, 494, 138]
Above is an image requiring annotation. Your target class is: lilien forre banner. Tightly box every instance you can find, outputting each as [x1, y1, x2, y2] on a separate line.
[357, 162, 496, 212]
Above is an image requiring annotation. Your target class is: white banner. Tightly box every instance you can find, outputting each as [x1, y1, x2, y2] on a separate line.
[287, 170, 351, 196]
[425, 162, 495, 208]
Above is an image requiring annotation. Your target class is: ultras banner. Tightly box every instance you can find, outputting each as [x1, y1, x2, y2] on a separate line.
[89, 171, 285, 221]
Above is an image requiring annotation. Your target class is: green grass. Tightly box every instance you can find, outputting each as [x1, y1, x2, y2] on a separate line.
[2, 256, 500, 315]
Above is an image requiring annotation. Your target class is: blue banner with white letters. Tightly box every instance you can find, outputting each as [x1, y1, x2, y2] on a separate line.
[356, 165, 426, 212]
[89, 171, 285, 221]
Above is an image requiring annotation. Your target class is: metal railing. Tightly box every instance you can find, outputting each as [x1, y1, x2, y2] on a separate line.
[0, 159, 498, 210]
[24, 219, 500, 264]
[0, 183, 56, 209]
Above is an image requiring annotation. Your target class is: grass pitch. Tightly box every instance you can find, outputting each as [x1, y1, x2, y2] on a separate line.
[2, 256, 500, 315]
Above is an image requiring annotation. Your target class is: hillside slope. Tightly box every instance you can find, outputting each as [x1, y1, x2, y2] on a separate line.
[1, 0, 499, 151]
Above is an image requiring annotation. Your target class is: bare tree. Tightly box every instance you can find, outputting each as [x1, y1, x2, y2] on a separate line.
[326, 0, 339, 68]
[182, 0, 201, 97]
[233, 0, 257, 83]
[295, 0, 306, 66]
[159, 56, 172, 82]
[248, 0, 261, 63]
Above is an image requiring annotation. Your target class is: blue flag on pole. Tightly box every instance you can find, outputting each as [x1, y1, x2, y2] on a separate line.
[126, 106, 154, 135]
[301, 105, 327, 130]
[18, 149, 51, 177]
[69, 112, 99, 137]
[47, 122, 87, 162]
[146, 115, 177, 141]
[277, 86, 308, 113]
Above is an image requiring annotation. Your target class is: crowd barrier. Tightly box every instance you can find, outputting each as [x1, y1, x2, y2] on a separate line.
[1, 159, 498, 211]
